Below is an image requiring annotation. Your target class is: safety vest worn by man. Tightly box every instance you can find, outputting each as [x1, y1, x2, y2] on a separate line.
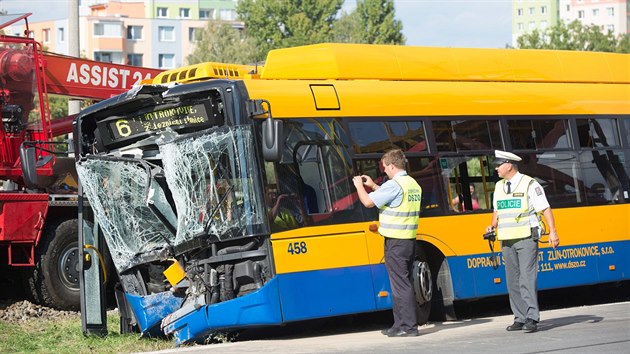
[378, 175, 422, 239]
[495, 176, 537, 240]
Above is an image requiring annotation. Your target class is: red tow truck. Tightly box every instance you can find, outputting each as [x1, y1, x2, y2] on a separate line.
[0, 13, 161, 309]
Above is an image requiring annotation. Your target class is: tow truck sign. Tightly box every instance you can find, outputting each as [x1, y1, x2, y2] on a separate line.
[44, 54, 163, 100]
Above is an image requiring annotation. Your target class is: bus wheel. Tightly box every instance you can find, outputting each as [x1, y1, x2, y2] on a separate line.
[25, 219, 81, 310]
[413, 255, 433, 325]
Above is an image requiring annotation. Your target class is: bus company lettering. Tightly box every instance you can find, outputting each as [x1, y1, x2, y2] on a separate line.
[467, 244, 615, 270]
[547, 245, 601, 260]
[497, 199, 521, 209]
[66, 62, 152, 89]
[467, 255, 501, 269]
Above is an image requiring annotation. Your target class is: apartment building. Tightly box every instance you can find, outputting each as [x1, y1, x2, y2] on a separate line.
[4, 0, 240, 69]
[512, 0, 559, 45]
[512, 0, 629, 45]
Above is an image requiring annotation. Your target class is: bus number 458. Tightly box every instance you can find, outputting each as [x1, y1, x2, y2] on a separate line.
[287, 241, 308, 255]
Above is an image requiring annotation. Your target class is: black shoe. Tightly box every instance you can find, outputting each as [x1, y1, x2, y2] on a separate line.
[523, 318, 538, 333]
[381, 327, 397, 335]
[506, 321, 524, 331]
[387, 329, 419, 337]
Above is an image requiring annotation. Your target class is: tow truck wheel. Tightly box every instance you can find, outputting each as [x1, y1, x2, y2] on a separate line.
[25, 219, 81, 310]
[413, 248, 433, 325]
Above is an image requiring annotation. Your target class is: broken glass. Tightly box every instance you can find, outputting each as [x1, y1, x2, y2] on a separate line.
[77, 125, 265, 271]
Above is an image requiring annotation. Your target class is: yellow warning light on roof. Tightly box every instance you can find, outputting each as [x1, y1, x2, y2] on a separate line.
[149, 62, 259, 85]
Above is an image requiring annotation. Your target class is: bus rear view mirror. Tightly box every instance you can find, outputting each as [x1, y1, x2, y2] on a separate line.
[262, 118, 283, 162]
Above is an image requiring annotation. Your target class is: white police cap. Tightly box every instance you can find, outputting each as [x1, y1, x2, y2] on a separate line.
[494, 150, 522, 165]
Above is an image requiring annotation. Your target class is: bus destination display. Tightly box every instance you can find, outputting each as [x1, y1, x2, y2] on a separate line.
[108, 103, 210, 141]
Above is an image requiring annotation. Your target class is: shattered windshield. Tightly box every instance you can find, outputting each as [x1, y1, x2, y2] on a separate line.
[77, 158, 174, 272]
[77, 125, 265, 272]
[158, 125, 264, 245]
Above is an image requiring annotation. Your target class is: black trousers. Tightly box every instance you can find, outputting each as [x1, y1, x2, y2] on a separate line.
[384, 237, 417, 331]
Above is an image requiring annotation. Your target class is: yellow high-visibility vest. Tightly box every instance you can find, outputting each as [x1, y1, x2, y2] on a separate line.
[378, 175, 422, 239]
[495, 176, 536, 240]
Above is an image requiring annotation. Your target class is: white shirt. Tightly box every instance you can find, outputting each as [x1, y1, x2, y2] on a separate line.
[495, 172, 550, 227]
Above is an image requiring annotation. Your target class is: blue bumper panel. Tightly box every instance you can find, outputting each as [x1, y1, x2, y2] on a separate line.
[278, 265, 379, 322]
[125, 291, 184, 334]
[162, 277, 283, 345]
[370, 263, 393, 310]
[447, 240, 629, 300]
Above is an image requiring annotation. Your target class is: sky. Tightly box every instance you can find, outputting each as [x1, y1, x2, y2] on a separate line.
[1, 0, 513, 49]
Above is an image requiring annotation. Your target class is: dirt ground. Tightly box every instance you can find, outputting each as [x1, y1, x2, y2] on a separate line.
[0, 299, 78, 324]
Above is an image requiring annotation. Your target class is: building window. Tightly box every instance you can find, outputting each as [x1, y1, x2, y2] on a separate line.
[607, 24, 615, 32]
[517, 22, 524, 31]
[578, 10, 584, 18]
[566, 5, 570, 12]
[200, 8, 215, 19]
[94, 22, 122, 37]
[58, 28, 64, 42]
[127, 53, 143, 66]
[592, 8, 599, 17]
[517, 8, 523, 16]
[180, 8, 190, 18]
[219, 9, 236, 21]
[127, 25, 143, 40]
[159, 54, 175, 69]
[528, 21, 536, 30]
[528, 7, 535, 15]
[157, 7, 168, 18]
[94, 52, 112, 63]
[158, 26, 175, 41]
[541, 6, 546, 14]
[42, 28, 50, 43]
[607, 7, 614, 16]
[540, 20, 547, 29]
[189, 27, 202, 42]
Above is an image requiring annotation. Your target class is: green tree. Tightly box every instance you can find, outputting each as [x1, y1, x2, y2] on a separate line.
[237, 0, 343, 60]
[352, 0, 404, 44]
[330, 10, 360, 43]
[517, 20, 628, 53]
[187, 21, 258, 65]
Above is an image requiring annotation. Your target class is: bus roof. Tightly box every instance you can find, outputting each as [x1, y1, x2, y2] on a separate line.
[260, 43, 629, 84]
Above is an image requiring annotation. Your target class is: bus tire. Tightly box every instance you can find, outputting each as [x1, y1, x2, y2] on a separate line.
[25, 219, 81, 310]
[413, 248, 433, 325]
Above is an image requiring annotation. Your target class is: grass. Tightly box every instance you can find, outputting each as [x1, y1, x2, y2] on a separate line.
[0, 312, 175, 354]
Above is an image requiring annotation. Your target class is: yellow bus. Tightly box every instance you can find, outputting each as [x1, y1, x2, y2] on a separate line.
[74, 44, 629, 345]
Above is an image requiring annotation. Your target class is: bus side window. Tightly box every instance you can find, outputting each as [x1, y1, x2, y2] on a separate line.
[406, 157, 442, 215]
[295, 142, 363, 225]
[442, 155, 495, 213]
[295, 144, 325, 214]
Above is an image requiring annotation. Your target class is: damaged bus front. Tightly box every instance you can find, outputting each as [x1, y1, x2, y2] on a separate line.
[75, 81, 282, 344]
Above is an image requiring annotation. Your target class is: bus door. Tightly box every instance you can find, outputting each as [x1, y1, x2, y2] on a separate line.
[268, 123, 376, 321]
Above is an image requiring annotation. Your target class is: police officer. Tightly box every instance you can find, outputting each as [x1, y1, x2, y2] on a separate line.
[353, 149, 422, 337]
[485, 150, 560, 333]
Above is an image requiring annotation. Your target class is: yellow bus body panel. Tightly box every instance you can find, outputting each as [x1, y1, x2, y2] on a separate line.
[243, 80, 630, 118]
[261, 44, 629, 83]
[271, 224, 371, 274]
[271, 204, 628, 274]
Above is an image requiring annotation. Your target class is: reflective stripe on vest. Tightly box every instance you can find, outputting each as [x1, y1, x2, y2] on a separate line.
[378, 175, 422, 239]
[495, 176, 535, 240]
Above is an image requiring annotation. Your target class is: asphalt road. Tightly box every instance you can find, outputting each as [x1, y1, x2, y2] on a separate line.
[145, 283, 630, 354]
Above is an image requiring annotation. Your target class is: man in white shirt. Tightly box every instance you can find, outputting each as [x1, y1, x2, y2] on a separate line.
[485, 150, 559, 333]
